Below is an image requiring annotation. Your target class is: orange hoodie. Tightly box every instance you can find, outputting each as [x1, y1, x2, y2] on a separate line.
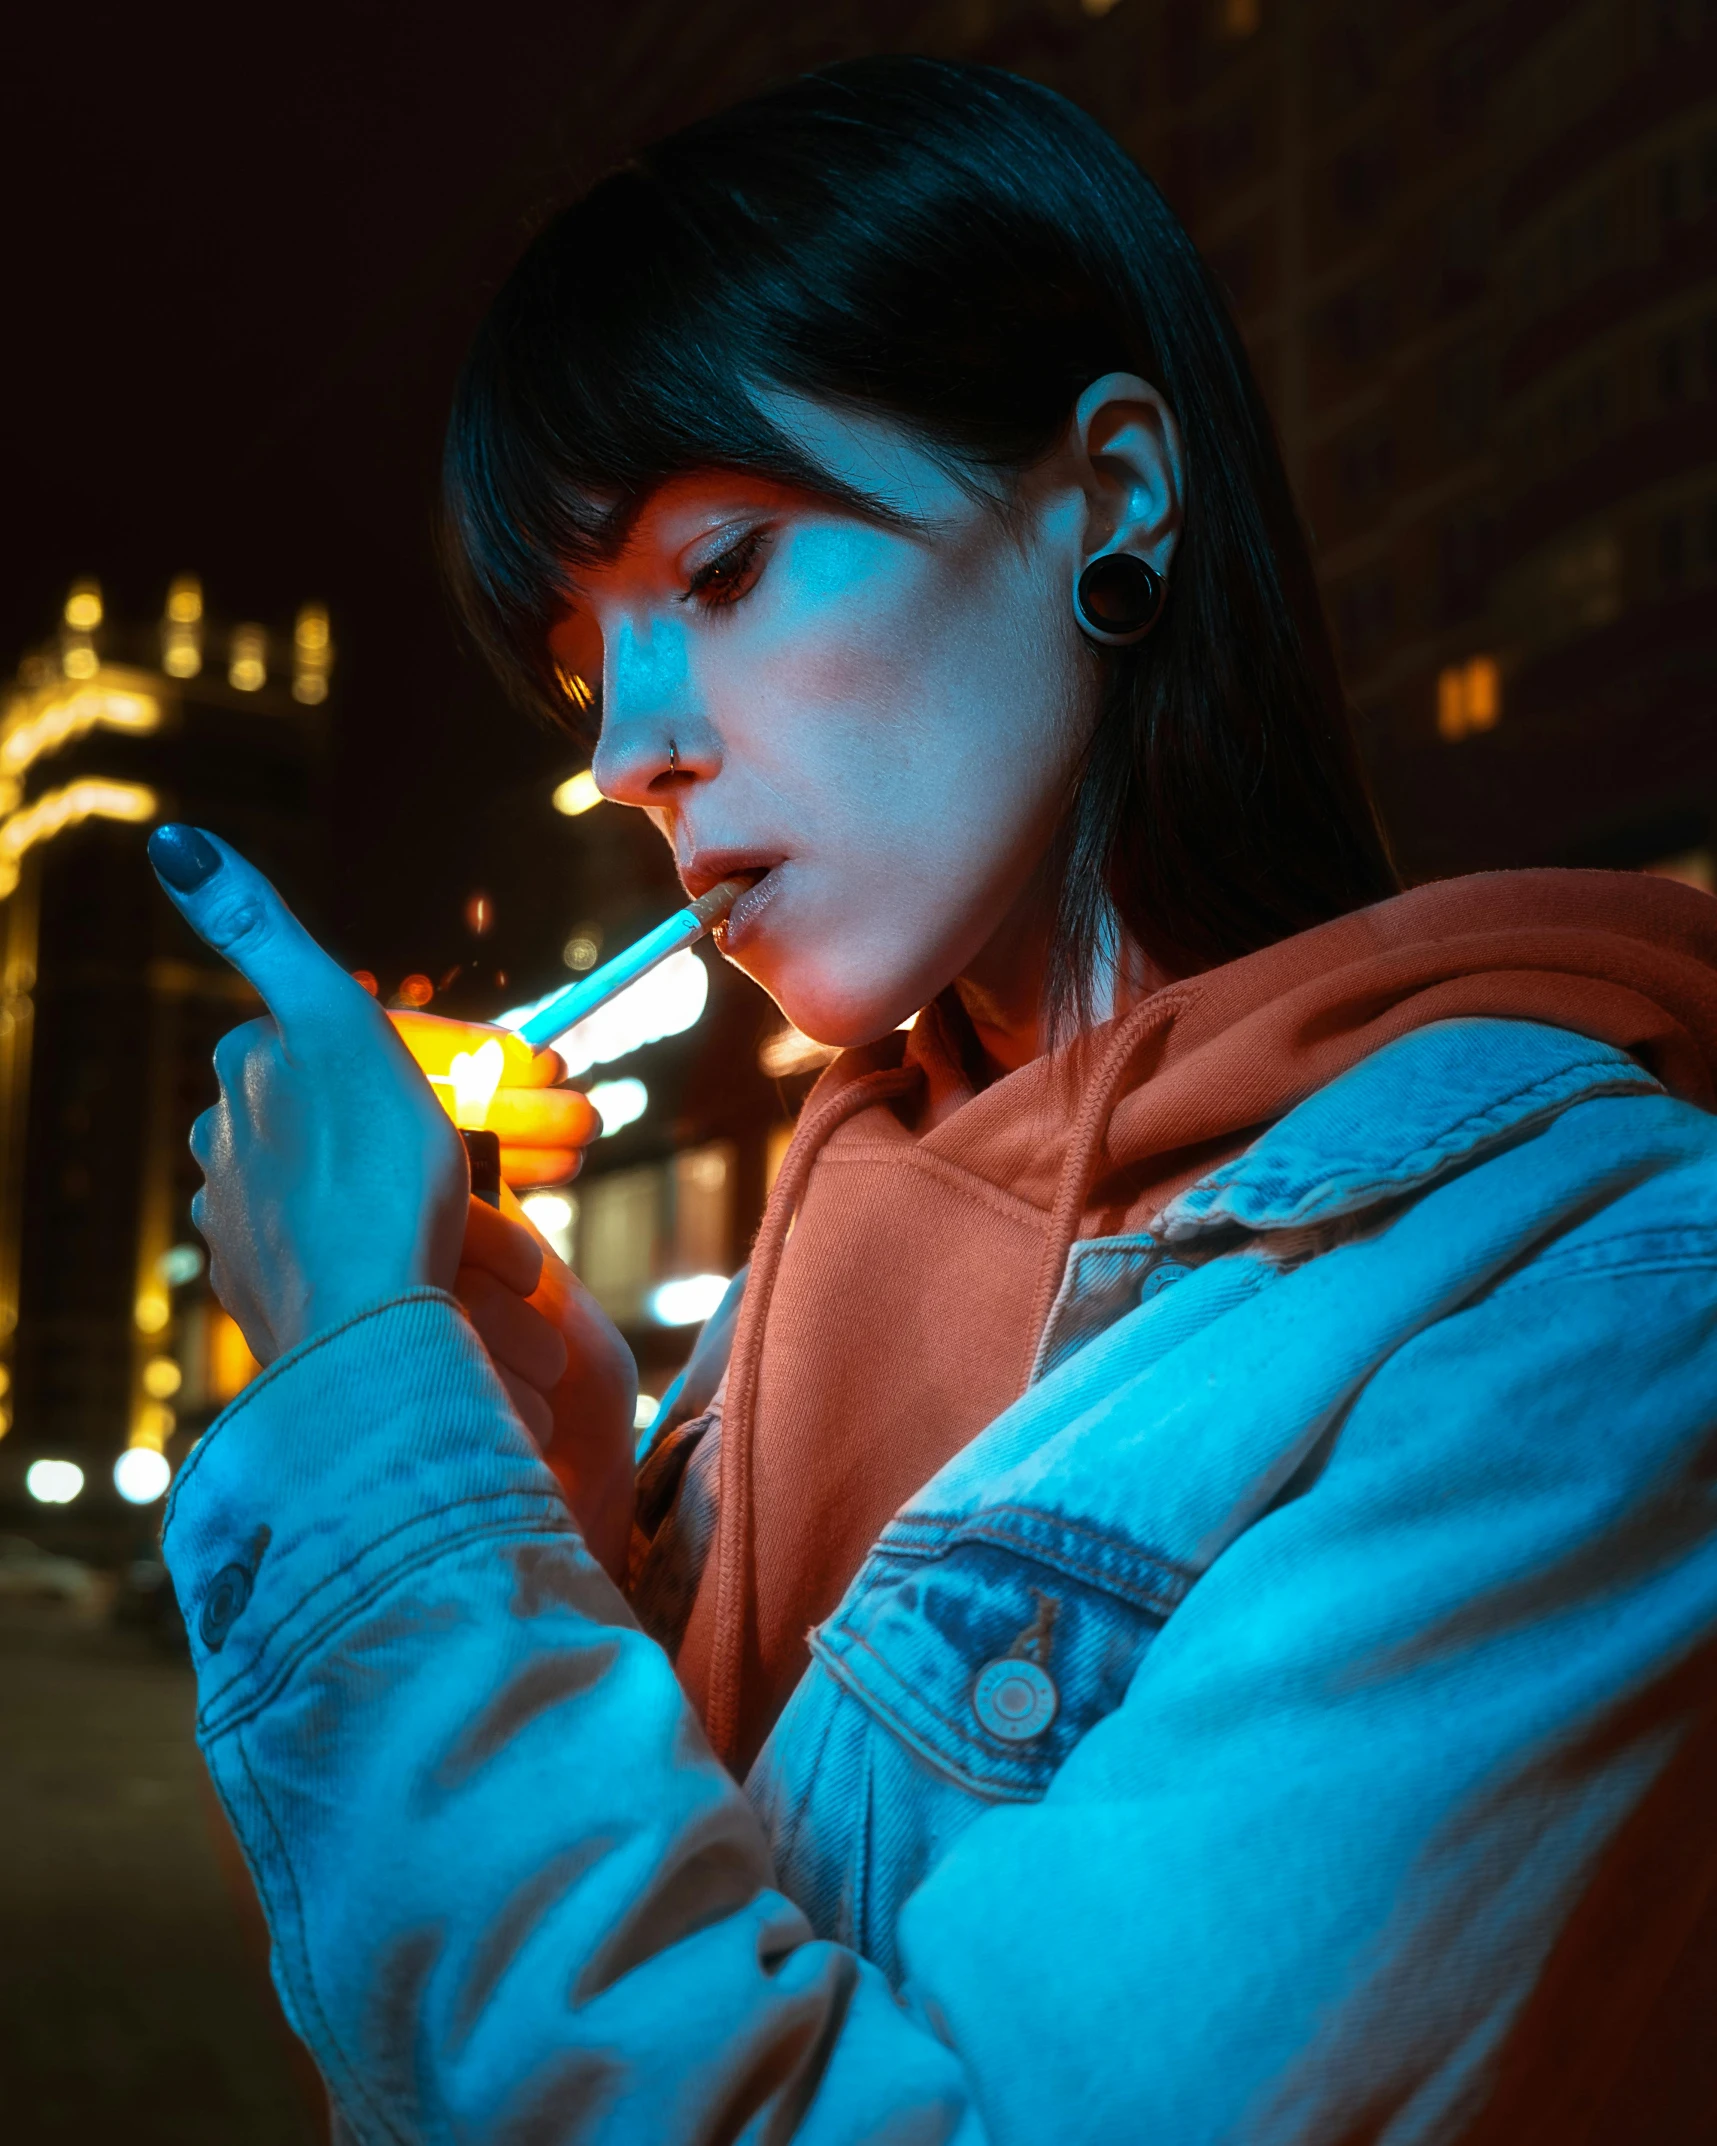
[673, 869, 1717, 1770]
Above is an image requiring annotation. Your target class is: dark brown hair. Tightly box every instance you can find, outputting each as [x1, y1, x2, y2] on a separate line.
[442, 55, 1396, 1018]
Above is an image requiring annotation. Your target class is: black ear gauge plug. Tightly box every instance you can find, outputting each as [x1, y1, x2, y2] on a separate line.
[462, 1129, 502, 1208]
[1074, 553, 1167, 645]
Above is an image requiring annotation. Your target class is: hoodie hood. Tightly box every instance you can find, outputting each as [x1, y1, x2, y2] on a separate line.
[675, 869, 1717, 1767]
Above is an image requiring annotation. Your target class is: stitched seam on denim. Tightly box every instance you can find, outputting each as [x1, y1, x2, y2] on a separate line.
[833, 1567, 1161, 1764]
[835, 1623, 1039, 1768]
[193, 1482, 568, 1710]
[880, 1503, 1200, 1579]
[232, 1734, 407, 2146]
[888, 1525, 1186, 1614]
[757, 1673, 845, 1872]
[852, 1537, 1180, 1624]
[859, 1531, 1180, 1611]
[807, 1636, 1043, 1805]
[165, 1288, 468, 1517]
[1496, 1253, 1717, 1295]
[1181, 1065, 1659, 1227]
[198, 1512, 581, 1732]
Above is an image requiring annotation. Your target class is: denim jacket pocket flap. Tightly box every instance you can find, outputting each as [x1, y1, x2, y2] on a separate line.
[809, 1509, 1187, 1802]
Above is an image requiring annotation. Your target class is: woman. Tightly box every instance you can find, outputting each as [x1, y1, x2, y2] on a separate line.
[152, 58, 1717, 2144]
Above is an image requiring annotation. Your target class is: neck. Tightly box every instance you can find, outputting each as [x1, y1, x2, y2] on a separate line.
[952, 895, 1172, 1087]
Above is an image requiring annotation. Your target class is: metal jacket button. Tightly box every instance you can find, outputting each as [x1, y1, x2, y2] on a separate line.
[972, 1655, 1059, 1743]
[199, 1562, 254, 1653]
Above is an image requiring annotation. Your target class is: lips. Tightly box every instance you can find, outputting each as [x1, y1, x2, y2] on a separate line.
[680, 848, 785, 902]
[718, 867, 784, 950]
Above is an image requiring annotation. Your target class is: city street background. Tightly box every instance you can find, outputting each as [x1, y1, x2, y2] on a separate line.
[2, 1, 1713, 2137]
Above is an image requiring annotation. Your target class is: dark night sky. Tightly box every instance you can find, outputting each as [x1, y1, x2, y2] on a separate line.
[0, 2, 962, 994]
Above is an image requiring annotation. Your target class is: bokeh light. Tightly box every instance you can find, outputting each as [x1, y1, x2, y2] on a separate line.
[586, 1076, 648, 1137]
[551, 770, 602, 817]
[648, 1273, 730, 1327]
[141, 1357, 181, 1399]
[114, 1448, 170, 1505]
[25, 1458, 83, 1504]
[520, 1191, 575, 1263]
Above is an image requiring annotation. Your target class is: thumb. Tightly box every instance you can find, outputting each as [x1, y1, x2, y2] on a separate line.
[148, 824, 367, 1045]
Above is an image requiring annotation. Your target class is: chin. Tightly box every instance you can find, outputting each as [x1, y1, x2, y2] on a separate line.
[754, 951, 927, 1053]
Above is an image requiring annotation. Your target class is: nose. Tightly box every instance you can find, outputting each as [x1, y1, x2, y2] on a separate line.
[590, 614, 715, 807]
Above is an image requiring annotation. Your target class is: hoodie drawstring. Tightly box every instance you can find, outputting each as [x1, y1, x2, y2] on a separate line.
[1019, 989, 1195, 1391]
[704, 1060, 922, 1767]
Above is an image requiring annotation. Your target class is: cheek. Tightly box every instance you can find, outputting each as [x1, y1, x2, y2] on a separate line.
[695, 525, 1085, 1039]
[730, 527, 1071, 826]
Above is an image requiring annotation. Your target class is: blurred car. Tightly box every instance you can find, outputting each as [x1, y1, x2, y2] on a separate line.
[0, 1533, 94, 1603]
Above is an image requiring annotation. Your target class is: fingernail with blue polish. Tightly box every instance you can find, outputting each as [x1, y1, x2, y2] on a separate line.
[148, 824, 221, 892]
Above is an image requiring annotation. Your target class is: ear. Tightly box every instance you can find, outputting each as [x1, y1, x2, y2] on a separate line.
[1067, 371, 1185, 577]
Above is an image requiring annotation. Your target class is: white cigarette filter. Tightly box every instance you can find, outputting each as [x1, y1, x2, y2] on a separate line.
[511, 878, 750, 1057]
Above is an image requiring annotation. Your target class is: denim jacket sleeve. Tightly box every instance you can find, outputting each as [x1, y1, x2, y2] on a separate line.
[165, 1183, 1717, 2144]
[163, 1290, 982, 2146]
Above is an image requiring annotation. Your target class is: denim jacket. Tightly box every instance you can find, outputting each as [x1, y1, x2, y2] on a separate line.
[163, 1020, 1717, 2143]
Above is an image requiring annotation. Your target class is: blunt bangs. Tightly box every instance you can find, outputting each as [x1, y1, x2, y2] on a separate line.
[443, 61, 1178, 737]
[443, 55, 1397, 1000]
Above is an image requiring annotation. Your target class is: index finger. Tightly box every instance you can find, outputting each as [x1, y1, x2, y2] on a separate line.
[147, 824, 373, 1043]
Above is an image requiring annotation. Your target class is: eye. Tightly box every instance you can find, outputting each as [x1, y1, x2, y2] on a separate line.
[682, 527, 770, 610]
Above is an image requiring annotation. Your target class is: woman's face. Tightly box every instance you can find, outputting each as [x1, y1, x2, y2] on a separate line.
[551, 386, 1176, 1048]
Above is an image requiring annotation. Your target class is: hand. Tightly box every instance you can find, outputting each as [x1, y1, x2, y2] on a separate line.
[457, 1190, 638, 1579]
[149, 826, 470, 1364]
[387, 1011, 599, 1188]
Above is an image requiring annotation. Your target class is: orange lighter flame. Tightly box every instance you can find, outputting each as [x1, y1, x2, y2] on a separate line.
[425, 1036, 507, 1130]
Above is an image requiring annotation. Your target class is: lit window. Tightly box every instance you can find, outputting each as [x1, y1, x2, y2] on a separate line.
[579, 1164, 664, 1326]
[293, 603, 333, 704]
[228, 624, 267, 692]
[166, 574, 203, 625]
[1436, 655, 1500, 741]
[674, 1142, 733, 1274]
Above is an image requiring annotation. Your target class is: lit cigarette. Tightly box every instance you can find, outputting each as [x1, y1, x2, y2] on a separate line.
[513, 878, 750, 1057]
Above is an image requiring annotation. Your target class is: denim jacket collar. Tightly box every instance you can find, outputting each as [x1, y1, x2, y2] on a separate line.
[1026, 1020, 1660, 1388]
[1154, 1018, 1660, 1247]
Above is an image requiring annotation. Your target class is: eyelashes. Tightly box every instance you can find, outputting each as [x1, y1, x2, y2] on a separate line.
[682, 526, 771, 609]
[558, 526, 771, 728]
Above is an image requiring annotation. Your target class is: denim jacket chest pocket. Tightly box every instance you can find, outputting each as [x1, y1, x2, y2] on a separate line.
[808, 1505, 1190, 1802]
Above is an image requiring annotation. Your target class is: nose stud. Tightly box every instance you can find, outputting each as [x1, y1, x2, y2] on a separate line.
[667, 739, 679, 775]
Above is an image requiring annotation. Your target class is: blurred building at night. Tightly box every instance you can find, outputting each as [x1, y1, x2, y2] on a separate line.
[0, 580, 331, 1545]
[1067, 0, 1717, 881]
